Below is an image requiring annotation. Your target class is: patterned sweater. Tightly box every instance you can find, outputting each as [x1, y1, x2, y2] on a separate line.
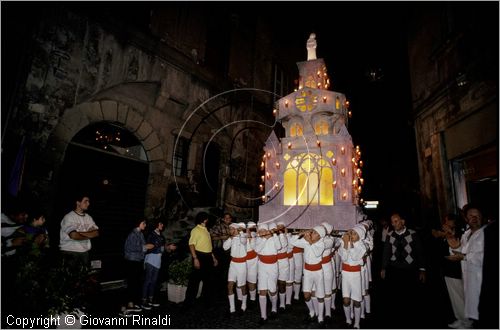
[382, 228, 425, 271]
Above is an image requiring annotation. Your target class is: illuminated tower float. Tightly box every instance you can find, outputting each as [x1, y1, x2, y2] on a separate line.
[259, 33, 364, 230]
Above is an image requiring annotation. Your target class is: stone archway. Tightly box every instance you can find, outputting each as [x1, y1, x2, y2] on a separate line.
[48, 98, 166, 216]
[47, 98, 167, 281]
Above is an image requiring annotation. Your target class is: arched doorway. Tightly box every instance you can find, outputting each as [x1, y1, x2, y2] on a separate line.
[52, 122, 149, 281]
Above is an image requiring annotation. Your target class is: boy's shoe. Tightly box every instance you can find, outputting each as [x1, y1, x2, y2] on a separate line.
[149, 302, 160, 307]
[141, 303, 152, 310]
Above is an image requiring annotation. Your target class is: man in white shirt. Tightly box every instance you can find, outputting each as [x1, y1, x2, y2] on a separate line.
[59, 194, 99, 266]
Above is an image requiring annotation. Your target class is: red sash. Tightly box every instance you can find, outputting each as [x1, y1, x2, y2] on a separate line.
[246, 250, 257, 260]
[258, 254, 278, 264]
[342, 263, 361, 272]
[321, 255, 332, 264]
[304, 262, 322, 271]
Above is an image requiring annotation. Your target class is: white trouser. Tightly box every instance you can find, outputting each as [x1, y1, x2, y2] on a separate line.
[246, 257, 258, 284]
[303, 268, 325, 299]
[341, 270, 362, 302]
[257, 261, 278, 292]
[228, 260, 247, 286]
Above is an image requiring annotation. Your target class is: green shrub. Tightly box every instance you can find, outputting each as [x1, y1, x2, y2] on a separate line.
[168, 256, 192, 286]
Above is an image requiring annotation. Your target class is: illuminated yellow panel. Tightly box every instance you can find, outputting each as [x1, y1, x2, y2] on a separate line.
[314, 122, 321, 135]
[301, 158, 313, 172]
[297, 125, 303, 136]
[318, 159, 328, 167]
[284, 169, 297, 205]
[335, 96, 340, 110]
[295, 90, 318, 112]
[320, 167, 334, 205]
[326, 150, 334, 158]
[290, 124, 296, 137]
[284, 153, 290, 161]
[308, 172, 319, 205]
[321, 122, 328, 135]
[298, 172, 308, 205]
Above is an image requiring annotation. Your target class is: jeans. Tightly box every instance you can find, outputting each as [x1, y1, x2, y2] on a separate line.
[142, 263, 160, 301]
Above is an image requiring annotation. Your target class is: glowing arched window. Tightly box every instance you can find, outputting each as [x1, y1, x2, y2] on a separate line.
[283, 153, 334, 205]
[314, 120, 329, 135]
[290, 123, 303, 137]
[335, 96, 340, 110]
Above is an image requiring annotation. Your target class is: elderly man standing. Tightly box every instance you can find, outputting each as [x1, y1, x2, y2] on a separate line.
[381, 211, 426, 328]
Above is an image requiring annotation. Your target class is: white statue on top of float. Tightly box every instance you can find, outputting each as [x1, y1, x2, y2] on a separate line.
[306, 33, 317, 61]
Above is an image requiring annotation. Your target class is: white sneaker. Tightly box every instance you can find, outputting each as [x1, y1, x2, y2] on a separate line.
[461, 320, 473, 329]
[448, 320, 462, 328]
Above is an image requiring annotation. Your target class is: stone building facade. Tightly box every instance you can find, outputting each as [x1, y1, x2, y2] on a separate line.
[407, 5, 498, 223]
[2, 5, 297, 268]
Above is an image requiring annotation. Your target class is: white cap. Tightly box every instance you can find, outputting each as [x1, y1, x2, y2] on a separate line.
[247, 221, 257, 228]
[321, 222, 333, 234]
[352, 225, 366, 239]
[257, 223, 268, 231]
[229, 223, 239, 229]
[237, 222, 246, 229]
[313, 225, 326, 238]
[268, 222, 277, 230]
[277, 220, 286, 227]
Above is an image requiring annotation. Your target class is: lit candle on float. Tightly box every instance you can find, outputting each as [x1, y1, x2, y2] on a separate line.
[261, 175, 265, 181]
[342, 192, 347, 200]
[331, 158, 336, 165]
[359, 160, 363, 167]
[266, 172, 271, 180]
[360, 178, 364, 185]
[275, 162, 280, 169]
[341, 168, 346, 176]
[357, 186, 362, 193]
[259, 184, 264, 191]
[341, 147, 345, 154]
[287, 142, 292, 149]
[332, 180, 337, 188]
[267, 152, 271, 158]
[285, 100, 289, 107]
[348, 111, 352, 118]
[316, 140, 321, 147]
[323, 96, 327, 103]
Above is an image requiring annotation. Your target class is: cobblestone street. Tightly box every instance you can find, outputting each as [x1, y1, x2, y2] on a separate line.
[83, 278, 449, 329]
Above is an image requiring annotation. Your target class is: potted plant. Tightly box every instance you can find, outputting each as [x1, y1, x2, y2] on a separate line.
[167, 256, 202, 303]
[14, 253, 89, 328]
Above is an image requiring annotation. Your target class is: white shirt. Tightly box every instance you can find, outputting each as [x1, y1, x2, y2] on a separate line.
[339, 240, 366, 266]
[290, 236, 325, 264]
[223, 232, 247, 258]
[59, 211, 98, 253]
[256, 234, 281, 256]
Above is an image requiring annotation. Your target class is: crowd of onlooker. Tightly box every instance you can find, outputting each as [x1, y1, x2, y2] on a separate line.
[1, 193, 497, 328]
